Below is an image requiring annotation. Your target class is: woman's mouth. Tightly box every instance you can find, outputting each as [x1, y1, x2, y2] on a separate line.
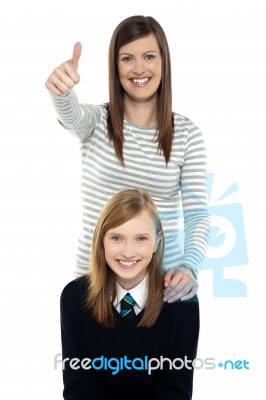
[130, 78, 151, 86]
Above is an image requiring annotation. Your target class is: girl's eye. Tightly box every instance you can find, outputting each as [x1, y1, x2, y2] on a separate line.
[111, 236, 122, 242]
[137, 236, 148, 242]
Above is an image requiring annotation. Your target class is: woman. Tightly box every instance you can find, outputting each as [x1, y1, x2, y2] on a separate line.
[60, 189, 199, 399]
[46, 15, 211, 302]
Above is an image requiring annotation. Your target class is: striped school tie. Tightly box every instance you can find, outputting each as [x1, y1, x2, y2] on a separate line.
[120, 293, 136, 320]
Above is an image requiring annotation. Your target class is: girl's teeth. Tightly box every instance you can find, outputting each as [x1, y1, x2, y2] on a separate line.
[119, 260, 137, 266]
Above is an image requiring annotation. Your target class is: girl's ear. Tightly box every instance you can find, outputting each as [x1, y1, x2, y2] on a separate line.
[153, 230, 163, 253]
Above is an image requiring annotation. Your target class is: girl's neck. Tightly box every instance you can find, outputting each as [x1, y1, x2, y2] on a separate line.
[124, 96, 158, 129]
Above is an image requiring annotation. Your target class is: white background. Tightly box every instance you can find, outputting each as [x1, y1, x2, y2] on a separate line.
[0, 0, 265, 398]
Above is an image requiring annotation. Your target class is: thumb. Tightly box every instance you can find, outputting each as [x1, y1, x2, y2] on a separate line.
[72, 42, 82, 70]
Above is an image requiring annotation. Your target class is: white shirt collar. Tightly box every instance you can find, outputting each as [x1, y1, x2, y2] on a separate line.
[113, 275, 148, 311]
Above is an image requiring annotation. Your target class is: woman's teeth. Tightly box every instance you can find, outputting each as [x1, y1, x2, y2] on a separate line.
[132, 78, 150, 84]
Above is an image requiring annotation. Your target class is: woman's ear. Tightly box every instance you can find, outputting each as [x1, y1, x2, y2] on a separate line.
[153, 230, 163, 253]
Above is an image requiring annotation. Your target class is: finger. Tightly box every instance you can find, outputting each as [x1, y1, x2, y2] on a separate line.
[164, 272, 183, 290]
[48, 73, 70, 95]
[164, 273, 173, 288]
[167, 283, 194, 303]
[72, 42, 82, 70]
[54, 64, 79, 88]
[164, 281, 186, 298]
[45, 79, 63, 96]
[64, 62, 80, 84]
[164, 275, 198, 300]
[50, 63, 80, 92]
[164, 269, 181, 288]
[181, 286, 198, 301]
[45, 79, 64, 96]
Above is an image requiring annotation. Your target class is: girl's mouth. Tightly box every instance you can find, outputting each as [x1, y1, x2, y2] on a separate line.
[117, 259, 140, 268]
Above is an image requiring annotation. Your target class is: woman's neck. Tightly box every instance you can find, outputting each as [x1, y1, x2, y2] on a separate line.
[124, 96, 158, 129]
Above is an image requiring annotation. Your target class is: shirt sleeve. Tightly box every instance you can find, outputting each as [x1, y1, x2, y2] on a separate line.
[153, 296, 200, 399]
[49, 89, 104, 142]
[60, 280, 105, 400]
[179, 121, 211, 277]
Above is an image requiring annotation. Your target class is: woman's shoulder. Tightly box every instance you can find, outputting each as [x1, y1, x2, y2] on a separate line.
[172, 111, 196, 128]
[95, 103, 108, 113]
[172, 112, 204, 143]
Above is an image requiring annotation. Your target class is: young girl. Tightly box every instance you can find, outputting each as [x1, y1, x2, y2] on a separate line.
[60, 189, 199, 399]
[46, 15, 211, 302]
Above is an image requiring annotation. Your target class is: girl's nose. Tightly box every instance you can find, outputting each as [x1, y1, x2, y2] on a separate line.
[121, 242, 136, 259]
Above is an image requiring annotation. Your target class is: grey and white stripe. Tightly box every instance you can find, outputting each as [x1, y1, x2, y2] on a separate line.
[51, 90, 211, 277]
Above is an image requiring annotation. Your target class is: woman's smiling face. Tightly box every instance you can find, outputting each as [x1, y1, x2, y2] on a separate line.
[117, 34, 162, 104]
[103, 210, 159, 290]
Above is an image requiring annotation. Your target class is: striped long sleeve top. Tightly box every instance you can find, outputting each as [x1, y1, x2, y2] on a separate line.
[50, 90, 211, 277]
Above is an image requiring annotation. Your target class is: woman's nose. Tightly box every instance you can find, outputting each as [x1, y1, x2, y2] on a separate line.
[132, 59, 146, 75]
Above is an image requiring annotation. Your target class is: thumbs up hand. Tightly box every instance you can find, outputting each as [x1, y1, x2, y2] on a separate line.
[45, 42, 82, 96]
[71, 42, 82, 71]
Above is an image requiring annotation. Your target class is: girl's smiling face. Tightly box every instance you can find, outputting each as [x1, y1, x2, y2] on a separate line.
[103, 210, 160, 290]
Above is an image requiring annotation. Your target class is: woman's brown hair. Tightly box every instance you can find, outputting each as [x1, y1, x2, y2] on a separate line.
[107, 15, 174, 165]
[85, 189, 165, 328]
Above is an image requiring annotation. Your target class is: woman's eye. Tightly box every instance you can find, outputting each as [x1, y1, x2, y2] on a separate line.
[145, 54, 155, 60]
[121, 56, 132, 63]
